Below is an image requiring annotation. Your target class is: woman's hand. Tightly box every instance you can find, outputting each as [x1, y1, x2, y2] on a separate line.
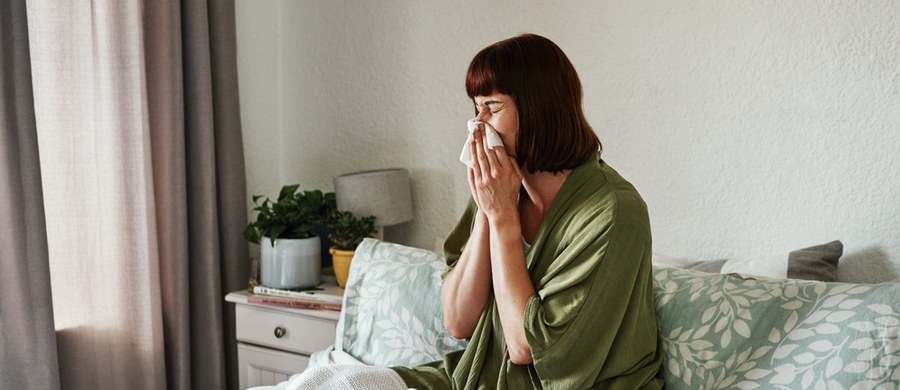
[467, 126, 523, 221]
[463, 125, 534, 364]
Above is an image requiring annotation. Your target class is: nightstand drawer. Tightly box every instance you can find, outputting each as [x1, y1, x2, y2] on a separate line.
[235, 304, 337, 355]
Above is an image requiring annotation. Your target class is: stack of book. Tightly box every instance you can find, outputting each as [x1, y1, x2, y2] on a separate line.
[248, 285, 344, 312]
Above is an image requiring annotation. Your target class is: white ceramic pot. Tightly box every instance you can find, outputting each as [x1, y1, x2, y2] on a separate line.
[260, 236, 321, 289]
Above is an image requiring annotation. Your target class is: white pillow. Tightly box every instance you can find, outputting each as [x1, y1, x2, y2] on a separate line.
[651, 253, 728, 274]
[653, 252, 788, 279]
[719, 254, 787, 279]
[651, 253, 700, 268]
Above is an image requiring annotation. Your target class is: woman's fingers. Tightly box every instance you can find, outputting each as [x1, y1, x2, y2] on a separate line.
[475, 127, 507, 177]
[481, 133, 502, 171]
[473, 129, 491, 180]
[473, 127, 521, 182]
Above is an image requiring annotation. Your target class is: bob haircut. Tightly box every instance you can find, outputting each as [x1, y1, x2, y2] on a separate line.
[465, 33, 601, 173]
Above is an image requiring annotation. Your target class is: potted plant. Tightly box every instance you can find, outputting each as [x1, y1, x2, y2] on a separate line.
[244, 184, 336, 289]
[327, 210, 376, 287]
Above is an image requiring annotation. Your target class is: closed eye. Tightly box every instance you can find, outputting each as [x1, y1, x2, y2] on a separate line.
[475, 100, 504, 114]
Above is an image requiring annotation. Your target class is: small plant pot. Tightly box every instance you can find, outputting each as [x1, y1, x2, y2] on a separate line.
[330, 247, 355, 288]
[260, 236, 321, 289]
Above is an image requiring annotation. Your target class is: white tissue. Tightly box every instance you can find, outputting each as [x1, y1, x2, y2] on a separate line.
[459, 119, 504, 167]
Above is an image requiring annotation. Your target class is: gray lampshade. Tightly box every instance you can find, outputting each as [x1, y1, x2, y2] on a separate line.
[333, 168, 413, 226]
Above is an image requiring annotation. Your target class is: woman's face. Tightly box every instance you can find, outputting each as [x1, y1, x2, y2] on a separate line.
[473, 92, 519, 157]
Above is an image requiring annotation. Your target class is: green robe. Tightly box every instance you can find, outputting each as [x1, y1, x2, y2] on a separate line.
[393, 155, 663, 389]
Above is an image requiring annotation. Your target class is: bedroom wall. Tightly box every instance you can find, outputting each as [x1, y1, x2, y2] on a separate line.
[235, 1, 900, 282]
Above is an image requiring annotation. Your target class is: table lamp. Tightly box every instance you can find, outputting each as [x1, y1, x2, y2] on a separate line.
[333, 168, 413, 240]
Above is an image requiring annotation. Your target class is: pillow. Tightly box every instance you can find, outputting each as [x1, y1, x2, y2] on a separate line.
[652, 254, 727, 273]
[720, 254, 787, 279]
[653, 266, 900, 389]
[335, 238, 467, 367]
[684, 259, 727, 273]
[653, 240, 843, 282]
[787, 240, 842, 282]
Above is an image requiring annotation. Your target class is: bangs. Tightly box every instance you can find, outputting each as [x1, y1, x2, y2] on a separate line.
[465, 49, 504, 98]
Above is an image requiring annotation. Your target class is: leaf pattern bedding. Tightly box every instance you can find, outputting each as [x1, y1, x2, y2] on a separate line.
[334, 240, 899, 389]
[653, 267, 900, 389]
[336, 239, 468, 367]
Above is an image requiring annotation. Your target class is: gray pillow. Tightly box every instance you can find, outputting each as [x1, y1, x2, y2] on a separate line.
[683, 259, 727, 273]
[786, 240, 843, 282]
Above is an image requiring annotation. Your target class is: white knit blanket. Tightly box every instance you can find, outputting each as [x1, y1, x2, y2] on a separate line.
[247, 346, 412, 390]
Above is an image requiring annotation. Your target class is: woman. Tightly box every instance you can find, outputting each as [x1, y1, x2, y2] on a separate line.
[392, 33, 663, 389]
[281, 33, 662, 390]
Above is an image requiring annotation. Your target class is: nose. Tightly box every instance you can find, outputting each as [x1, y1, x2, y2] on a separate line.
[475, 107, 490, 122]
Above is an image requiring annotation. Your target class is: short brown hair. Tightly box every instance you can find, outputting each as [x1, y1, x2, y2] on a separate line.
[466, 33, 600, 173]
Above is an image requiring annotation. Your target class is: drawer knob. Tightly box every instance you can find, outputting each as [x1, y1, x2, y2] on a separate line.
[274, 326, 287, 339]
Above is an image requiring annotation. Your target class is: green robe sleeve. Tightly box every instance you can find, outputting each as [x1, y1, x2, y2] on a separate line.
[442, 198, 478, 272]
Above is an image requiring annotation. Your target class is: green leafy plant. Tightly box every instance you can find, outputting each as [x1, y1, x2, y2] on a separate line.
[327, 210, 377, 250]
[243, 184, 336, 245]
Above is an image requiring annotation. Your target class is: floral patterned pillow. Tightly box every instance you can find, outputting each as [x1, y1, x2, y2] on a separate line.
[335, 238, 467, 367]
[654, 267, 900, 389]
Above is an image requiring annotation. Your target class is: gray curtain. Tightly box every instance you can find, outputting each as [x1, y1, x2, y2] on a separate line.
[146, 1, 248, 389]
[0, 0, 60, 388]
[155, 1, 249, 389]
[144, 1, 248, 389]
[3, 0, 248, 389]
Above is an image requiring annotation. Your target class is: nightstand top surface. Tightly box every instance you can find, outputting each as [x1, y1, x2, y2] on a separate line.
[226, 279, 343, 321]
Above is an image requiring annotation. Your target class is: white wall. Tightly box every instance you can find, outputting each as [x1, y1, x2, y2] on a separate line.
[236, 1, 900, 282]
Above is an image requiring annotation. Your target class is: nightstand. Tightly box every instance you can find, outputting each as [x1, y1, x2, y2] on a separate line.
[226, 281, 343, 389]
